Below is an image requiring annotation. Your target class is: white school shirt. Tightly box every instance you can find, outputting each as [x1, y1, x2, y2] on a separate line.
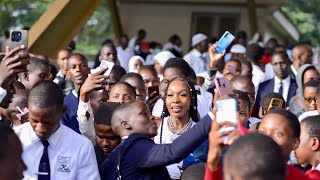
[252, 64, 265, 95]
[116, 46, 134, 72]
[14, 122, 100, 180]
[274, 75, 291, 101]
[77, 99, 96, 145]
[183, 49, 209, 74]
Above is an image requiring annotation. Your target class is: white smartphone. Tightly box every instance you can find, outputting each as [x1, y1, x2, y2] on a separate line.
[215, 98, 237, 133]
[99, 60, 114, 76]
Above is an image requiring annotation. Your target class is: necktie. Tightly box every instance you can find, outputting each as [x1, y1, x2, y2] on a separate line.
[200, 55, 207, 71]
[279, 82, 283, 97]
[38, 140, 50, 180]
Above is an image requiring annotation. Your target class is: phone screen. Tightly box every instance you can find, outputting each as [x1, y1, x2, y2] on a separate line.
[215, 31, 235, 54]
[216, 98, 237, 132]
[148, 86, 159, 96]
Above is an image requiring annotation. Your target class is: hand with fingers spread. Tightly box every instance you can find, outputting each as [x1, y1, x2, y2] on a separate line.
[0, 45, 30, 89]
[80, 68, 108, 103]
[209, 42, 226, 69]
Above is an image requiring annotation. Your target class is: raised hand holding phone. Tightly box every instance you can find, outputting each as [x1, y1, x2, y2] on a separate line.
[80, 68, 108, 103]
[215, 31, 235, 54]
[215, 98, 237, 133]
[10, 30, 28, 55]
[0, 45, 29, 90]
[209, 43, 226, 69]
[207, 102, 240, 171]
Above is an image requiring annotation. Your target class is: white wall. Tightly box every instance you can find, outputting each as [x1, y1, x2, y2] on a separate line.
[119, 3, 273, 52]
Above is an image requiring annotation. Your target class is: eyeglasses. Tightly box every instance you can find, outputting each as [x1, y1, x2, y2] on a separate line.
[304, 97, 317, 103]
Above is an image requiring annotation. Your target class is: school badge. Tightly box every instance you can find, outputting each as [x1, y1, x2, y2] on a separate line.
[57, 156, 71, 172]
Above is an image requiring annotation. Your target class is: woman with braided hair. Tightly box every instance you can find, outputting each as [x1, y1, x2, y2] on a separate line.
[154, 77, 199, 179]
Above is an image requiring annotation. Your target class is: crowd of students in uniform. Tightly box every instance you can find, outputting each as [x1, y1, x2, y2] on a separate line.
[1, 28, 320, 180]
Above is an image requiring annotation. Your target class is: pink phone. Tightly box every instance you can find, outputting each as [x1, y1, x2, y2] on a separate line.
[214, 77, 233, 96]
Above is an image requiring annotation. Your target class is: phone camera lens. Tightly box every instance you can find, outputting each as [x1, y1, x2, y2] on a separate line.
[11, 31, 22, 42]
[224, 34, 229, 38]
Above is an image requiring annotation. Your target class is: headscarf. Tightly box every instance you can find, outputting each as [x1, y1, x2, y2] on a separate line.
[153, 51, 175, 68]
[128, 55, 144, 73]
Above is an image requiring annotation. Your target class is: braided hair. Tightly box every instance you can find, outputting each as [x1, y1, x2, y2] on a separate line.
[159, 77, 198, 144]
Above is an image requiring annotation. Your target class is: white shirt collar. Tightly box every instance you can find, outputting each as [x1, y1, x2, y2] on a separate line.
[56, 70, 64, 78]
[274, 75, 291, 85]
[30, 123, 63, 149]
[291, 65, 298, 76]
[122, 135, 129, 140]
[72, 90, 78, 98]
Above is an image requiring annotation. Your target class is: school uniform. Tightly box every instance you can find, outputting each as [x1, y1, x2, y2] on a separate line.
[14, 122, 100, 180]
[61, 90, 80, 134]
[254, 76, 297, 117]
[100, 114, 212, 180]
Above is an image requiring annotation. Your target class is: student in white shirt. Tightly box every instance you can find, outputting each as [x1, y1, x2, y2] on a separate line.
[14, 81, 99, 180]
[184, 33, 210, 74]
[116, 35, 134, 72]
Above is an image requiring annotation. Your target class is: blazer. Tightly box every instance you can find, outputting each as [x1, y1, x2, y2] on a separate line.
[99, 114, 212, 180]
[254, 77, 298, 117]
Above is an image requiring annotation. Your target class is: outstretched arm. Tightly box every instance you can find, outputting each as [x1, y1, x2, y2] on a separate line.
[140, 114, 212, 168]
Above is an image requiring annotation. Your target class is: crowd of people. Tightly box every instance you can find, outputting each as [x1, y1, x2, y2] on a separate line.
[1, 28, 320, 180]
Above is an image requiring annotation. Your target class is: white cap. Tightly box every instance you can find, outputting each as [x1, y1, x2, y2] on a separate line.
[192, 33, 208, 47]
[230, 44, 246, 54]
[153, 51, 175, 67]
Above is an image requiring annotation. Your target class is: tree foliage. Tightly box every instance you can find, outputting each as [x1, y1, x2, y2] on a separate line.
[0, 0, 114, 54]
[281, 0, 320, 46]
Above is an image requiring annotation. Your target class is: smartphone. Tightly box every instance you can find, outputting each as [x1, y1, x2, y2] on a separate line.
[267, 98, 284, 111]
[10, 30, 28, 54]
[99, 60, 115, 76]
[215, 31, 235, 54]
[216, 98, 237, 133]
[148, 86, 159, 97]
[214, 77, 233, 97]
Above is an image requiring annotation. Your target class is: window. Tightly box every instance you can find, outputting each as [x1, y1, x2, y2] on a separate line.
[192, 13, 239, 39]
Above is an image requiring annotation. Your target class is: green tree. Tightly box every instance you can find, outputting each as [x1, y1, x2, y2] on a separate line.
[282, 0, 320, 46]
[0, 0, 114, 54]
